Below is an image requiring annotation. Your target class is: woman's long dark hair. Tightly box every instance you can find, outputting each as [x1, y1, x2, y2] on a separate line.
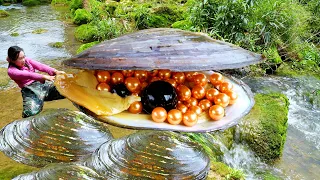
[8, 46, 24, 62]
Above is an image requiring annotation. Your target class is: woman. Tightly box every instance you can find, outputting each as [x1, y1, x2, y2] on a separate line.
[7, 46, 65, 118]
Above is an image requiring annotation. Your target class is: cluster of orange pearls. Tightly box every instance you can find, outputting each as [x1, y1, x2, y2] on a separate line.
[94, 70, 238, 127]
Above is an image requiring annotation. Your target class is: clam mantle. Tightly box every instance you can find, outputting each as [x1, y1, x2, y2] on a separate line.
[56, 28, 263, 132]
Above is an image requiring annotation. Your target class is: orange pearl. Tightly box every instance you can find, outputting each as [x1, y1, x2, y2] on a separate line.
[219, 81, 234, 93]
[172, 72, 185, 84]
[185, 72, 198, 81]
[176, 103, 188, 113]
[149, 76, 161, 83]
[208, 105, 225, 121]
[183, 110, 198, 127]
[176, 85, 192, 101]
[125, 77, 141, 93]
[141, 81, 149, 90]
[96, 83, 111, 91]
[148, 70, 158, 77]
[184, 97, 198, 108]
[206, 88, 220, 102]
[189, 105, 202, 115]
[209, 72, 224, 86]
[111, 72, 124, 84]
[96, 71, 111, 83]
[192, 85, 206, 99]
[134, 70, 148, 82]
[198, 99, 212, 111]
[128, 101, 143, 114]
[158, 69, 171, 80]
[167, 109, 183, 125]
[151, 107, 167, 123]
[213, 93, 230, 108]
[193, 73, 208, 86]
[121, 70, 134, 77]
[224, 90, 238, 105]
[165, 79, 177, 88]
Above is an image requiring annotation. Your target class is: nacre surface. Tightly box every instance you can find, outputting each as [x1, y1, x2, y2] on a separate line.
[0, 109, 113, 167]
[83, 131, 210, 179]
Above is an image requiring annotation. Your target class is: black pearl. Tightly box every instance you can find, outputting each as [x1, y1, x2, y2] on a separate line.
[111, 83, 131, 97]
[141, 80, 178, 114]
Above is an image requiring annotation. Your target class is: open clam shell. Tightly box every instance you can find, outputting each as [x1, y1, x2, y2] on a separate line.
[57, 70, 254, 132]
[0, 109, 113, 167]
[63, 28, 264, 71]
[13, 163, 103, 180]
[83, 131, 210, 179]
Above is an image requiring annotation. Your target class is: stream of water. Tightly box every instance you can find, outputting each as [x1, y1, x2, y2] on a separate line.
[0, 4, 80, 66]
[0, 4, 319, 180]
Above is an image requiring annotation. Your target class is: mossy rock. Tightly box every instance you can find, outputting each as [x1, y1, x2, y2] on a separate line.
[276, 62, 320, 80]
[0, 164, 37, 180]
[207, 161, 245, 180]
[73, 9, 92, 25]
[0, 10, 9, 17]
[10, 32, 19, 37]
[32, 28, 48, 34]
[74, 24, 98, 42]
[0, 68, 10, 88]
[49, 42, 64, 48]
[171, 20, 193, 30]
[239, 93, 289, 162]
[76, 41, 99, 54]
[22, 0, 41, 6]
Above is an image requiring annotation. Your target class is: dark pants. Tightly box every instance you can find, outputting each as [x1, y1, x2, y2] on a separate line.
[21, 81, 65, 118]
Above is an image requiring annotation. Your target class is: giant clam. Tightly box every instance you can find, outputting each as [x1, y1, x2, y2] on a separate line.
[83, 131, 210, 179]
[0, 109, 113, 167]
[13, 163, 104, 180]
[55, 28, 263, 132]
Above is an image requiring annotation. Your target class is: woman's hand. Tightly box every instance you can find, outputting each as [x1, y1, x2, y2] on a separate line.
[43, 75, 55, 82]
[55, 70, 66, 75]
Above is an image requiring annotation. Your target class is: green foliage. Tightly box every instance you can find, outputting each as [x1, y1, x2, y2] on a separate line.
[77, 41, 99, 54]
[264, 47, 282, 64]
[94, 18, 128, 41]
[73, 9, 92, 25]
[70, 0, 82, 11]
[0, 10, 9, 17]
[240, 93, 289, 162]
[22, 0, 41, 6]
[188, 0, 251, 43]
[51, 0, 71, 6]
[0, 0, 3, 5]
[171, 20, 193, 30]
[74, 24, 98, 42]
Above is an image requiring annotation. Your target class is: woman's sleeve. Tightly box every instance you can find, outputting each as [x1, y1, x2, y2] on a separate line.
[8, 68, 44, 82]
[27, 58, 57, 75]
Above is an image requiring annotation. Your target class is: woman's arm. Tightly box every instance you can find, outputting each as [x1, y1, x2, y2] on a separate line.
[27, 58, 57, 75]
[8, 67, 55, 82]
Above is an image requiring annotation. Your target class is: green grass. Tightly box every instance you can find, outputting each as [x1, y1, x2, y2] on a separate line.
[0, 68, 10, 87]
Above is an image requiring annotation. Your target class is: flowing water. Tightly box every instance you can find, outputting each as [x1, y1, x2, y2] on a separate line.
[0, 4, 319, 180]
[214, 76, 320, 180]
[0, 4, 81, 66]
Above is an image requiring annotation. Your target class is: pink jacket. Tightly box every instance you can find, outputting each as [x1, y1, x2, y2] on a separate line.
[7, 57, 57, 88]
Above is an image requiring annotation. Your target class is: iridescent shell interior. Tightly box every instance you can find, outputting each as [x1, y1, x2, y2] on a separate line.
[0, 109, 113, 167]
[83, 131, 210, 179]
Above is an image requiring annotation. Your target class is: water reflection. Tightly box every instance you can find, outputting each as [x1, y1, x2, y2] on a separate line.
[0, 4, 79, 66]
